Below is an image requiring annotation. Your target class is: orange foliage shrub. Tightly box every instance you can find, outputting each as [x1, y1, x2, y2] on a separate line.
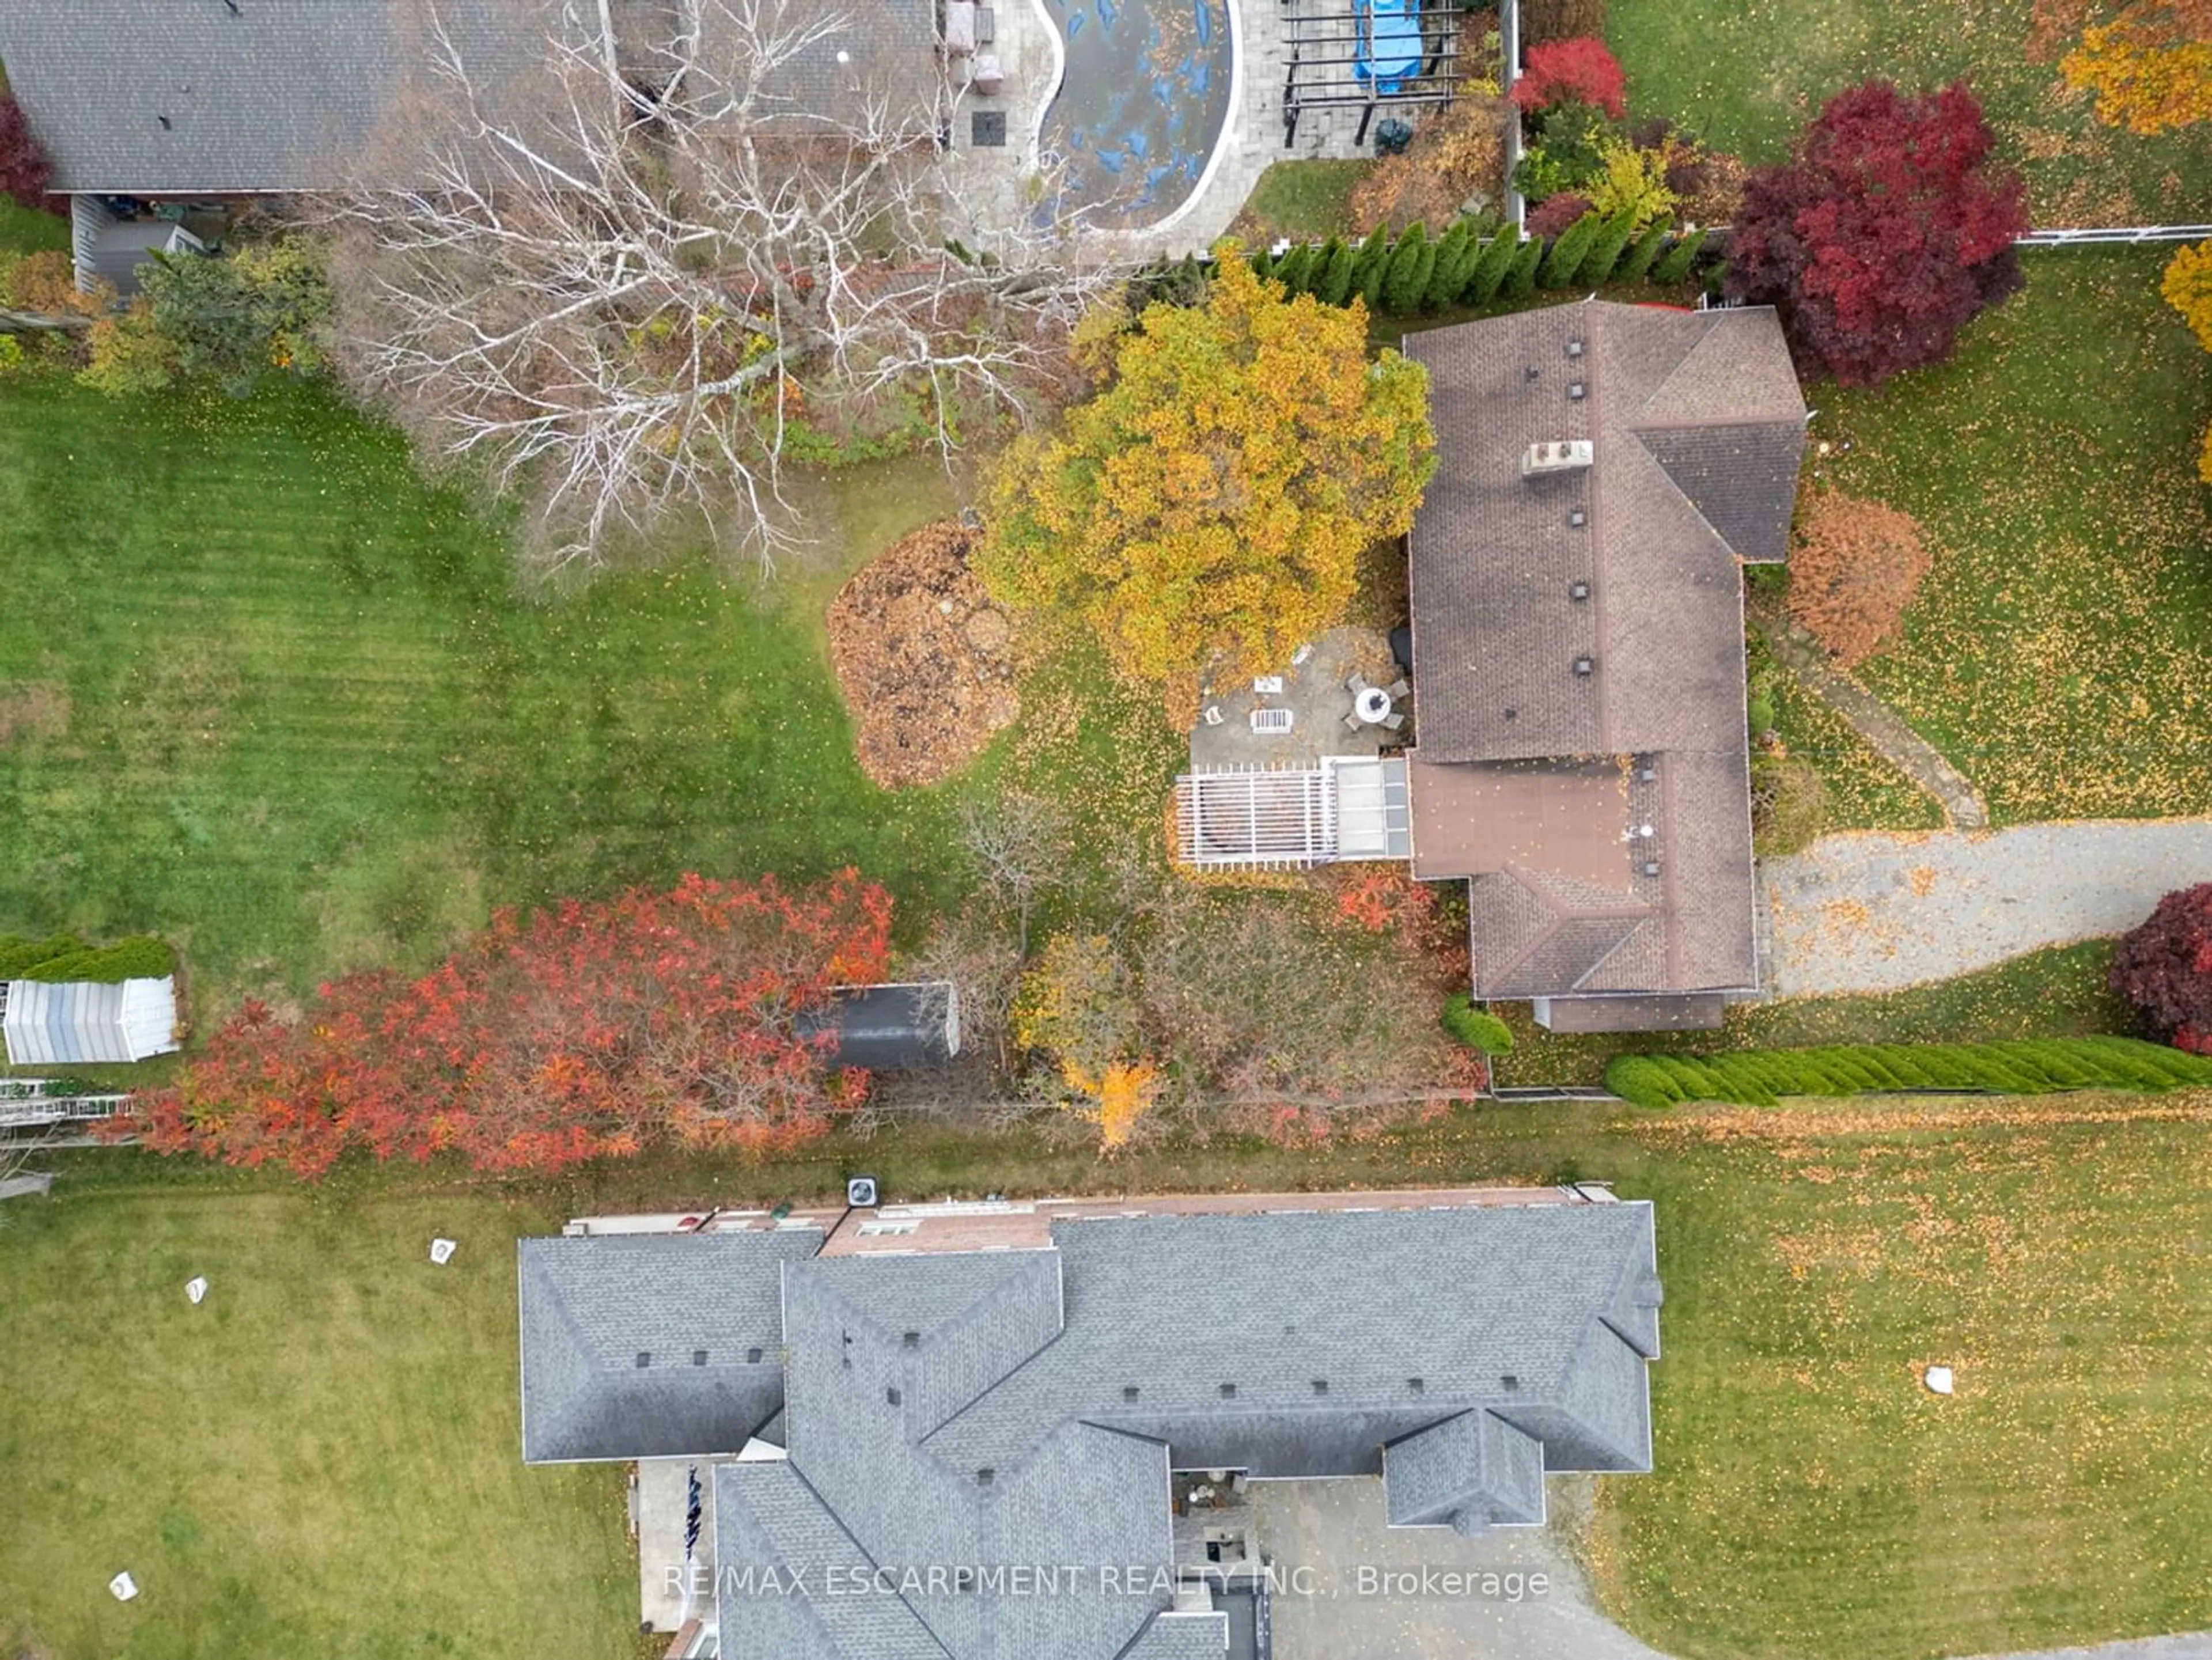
[1786, 489, 1935, 668]
[1349, 96, 1512, 234]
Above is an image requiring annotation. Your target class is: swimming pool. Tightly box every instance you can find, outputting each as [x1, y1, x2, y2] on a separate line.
[1036, 0, 1234, 230]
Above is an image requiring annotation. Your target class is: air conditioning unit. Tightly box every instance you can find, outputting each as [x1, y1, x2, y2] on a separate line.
[846, 1175, 879, 1208]
[1521, 439, 1594, 478]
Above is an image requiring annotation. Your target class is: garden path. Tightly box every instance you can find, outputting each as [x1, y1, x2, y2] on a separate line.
[1761, 818, 2212, 996]
[1758, 612, 1988, 829]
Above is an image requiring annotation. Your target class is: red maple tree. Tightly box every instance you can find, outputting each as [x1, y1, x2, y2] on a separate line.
[1723, 80, 2028, 385]
[118, 871, 894, 1178]
[2111, 883, 2212, 1054]
[0, 95, 53, 210]
[1512, 38, 1630, 120]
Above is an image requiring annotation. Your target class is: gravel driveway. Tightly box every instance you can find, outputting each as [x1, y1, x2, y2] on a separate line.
[1762, 819, 2212, 997]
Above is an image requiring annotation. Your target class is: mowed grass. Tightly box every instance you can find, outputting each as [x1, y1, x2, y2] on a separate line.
[0, 1177, 634, 1659]
[1823, 248, 2212, 823]
[1229, 160, 1377, 243]
[1750, 626, 1949, 835]
[0, 377, 1014, 1012]
[1607, 0, 2212, 225]
[12, 1082, 2212, 1659]
[1593, 1091, 2212, 1658]
[1491, 938, 2136, 1087]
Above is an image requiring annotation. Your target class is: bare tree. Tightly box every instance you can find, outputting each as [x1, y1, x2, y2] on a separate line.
[328, 0, 1113, 579]
[957, 791, 1063, 957]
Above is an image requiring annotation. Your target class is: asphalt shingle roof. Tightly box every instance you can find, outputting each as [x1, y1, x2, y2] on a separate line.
[519, 1199, 1661, 1660]
[1403, 300, 1804, 1011]
[517, 1229, 822, 1462]
[0, 0, 944, 195]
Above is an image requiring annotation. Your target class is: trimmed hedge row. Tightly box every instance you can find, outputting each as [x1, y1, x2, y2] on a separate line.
[1603, 1037, 2212, 1109]
[1238, 212, 1714, 319]
[0, 931, 175, 983]
[1441, 993, 1516, 1056]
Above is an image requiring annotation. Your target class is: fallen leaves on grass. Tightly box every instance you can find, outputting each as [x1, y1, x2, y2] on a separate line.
[826, 520, 1020, 789]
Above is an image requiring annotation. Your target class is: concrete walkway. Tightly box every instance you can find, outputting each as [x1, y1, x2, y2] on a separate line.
[1762, 818, 2212, 996]
[1760, 616, 1987, 829]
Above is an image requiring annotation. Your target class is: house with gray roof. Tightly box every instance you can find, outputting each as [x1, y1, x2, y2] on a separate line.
[1402, 298, 1808, 1033]
[517, 1188, 1663, 1659]
[0, 0, 943, 291]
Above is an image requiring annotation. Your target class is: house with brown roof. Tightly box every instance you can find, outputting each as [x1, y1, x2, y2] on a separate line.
[1402, 298, 1807, 1033]
[1168, 297, 1805, 1033]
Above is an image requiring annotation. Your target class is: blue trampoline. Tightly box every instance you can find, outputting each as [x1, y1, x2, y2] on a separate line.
[1039, 0, 1233, 229]
[1355, 0, 1421, 96]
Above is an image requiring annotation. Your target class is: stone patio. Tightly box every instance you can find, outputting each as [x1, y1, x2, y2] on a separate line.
[1190, 624, 1406, 771]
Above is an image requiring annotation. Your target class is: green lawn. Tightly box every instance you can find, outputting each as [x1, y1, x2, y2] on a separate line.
[0, 381, 1054, 1011]
[9, 1081, 2212, 1659]
[1492, 939, 2137, 1087]
[0, 1175, 634, 1659]
[1594, 1090, 2212, 1658]
[1228, 160, 1376, 244]
[1750, 626, 1949, 838]
[1823, 248, 2212, 824]
[1607, 0, 2212, 225]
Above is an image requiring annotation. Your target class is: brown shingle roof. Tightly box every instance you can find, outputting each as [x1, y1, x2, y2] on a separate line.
[1403, 301, 1802, 1008]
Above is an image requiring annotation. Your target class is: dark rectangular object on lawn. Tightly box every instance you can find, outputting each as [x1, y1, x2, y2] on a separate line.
[798, 981, 962, 1070]
[971, 109, 1006, 146]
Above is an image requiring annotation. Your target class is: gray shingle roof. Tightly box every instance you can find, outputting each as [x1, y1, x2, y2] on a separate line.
[1383, 1409, 1544, 1531]
[517, 1229, 823, 1462]
[1117, 1611, 1234, 1659]
[713, 1460, 953, 1660]
[922, 1209, 1657, 1483]
[0, 0, 554, 194]
[0, 0, 943, 196]
[521, 1200, 1661, 1660]
[1403, 300, 1802, 1009]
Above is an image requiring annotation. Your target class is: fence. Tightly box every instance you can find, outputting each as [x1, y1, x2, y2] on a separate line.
[2017, 225, 2212, 246]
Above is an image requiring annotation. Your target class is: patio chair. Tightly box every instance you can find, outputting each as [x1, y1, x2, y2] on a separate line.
[1382, 711, 1407, 732]
[1343, 711, 1365, 733]
[1385, 678, 1410, 699]
[1202, 704, 1225, 727]
[1346, 672, 1370, 695]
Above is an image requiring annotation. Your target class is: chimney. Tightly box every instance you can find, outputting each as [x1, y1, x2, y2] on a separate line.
[1521, 439, 1593, 479]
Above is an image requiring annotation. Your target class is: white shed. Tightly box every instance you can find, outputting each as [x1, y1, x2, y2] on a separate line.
[1, 976, 180, 1066]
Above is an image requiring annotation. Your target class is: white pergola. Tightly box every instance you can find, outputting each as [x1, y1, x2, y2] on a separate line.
[1174, 757, 1412, 868]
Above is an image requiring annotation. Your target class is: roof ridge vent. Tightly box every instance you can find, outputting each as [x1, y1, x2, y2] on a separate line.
[1521, 439, 1593, 478]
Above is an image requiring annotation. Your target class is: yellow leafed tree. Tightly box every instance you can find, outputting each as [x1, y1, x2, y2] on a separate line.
[975, 248, 1435, 723]
[2059, 5, 2212, 134]
[2162, 239, 2212, 350]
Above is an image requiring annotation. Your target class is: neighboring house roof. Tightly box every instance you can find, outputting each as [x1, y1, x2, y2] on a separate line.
[517, 1228, 824, 1462]
[0, 0, 942, 196]
[1402, 300, 1806, 1022]
[0, 0, 546, 194]
[518, 1199, 1663, 1660]
[1, 977, 179, 1066]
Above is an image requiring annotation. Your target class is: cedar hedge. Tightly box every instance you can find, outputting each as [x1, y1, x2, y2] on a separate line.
[1602, 1037, 2212, 1109]
[1235, 218, 1713, 320]
[0, 932, 175, 983]
[1441, 993, 1516, 1056]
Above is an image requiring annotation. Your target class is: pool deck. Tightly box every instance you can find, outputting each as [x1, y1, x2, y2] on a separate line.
[938, 0, 1382, 261]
